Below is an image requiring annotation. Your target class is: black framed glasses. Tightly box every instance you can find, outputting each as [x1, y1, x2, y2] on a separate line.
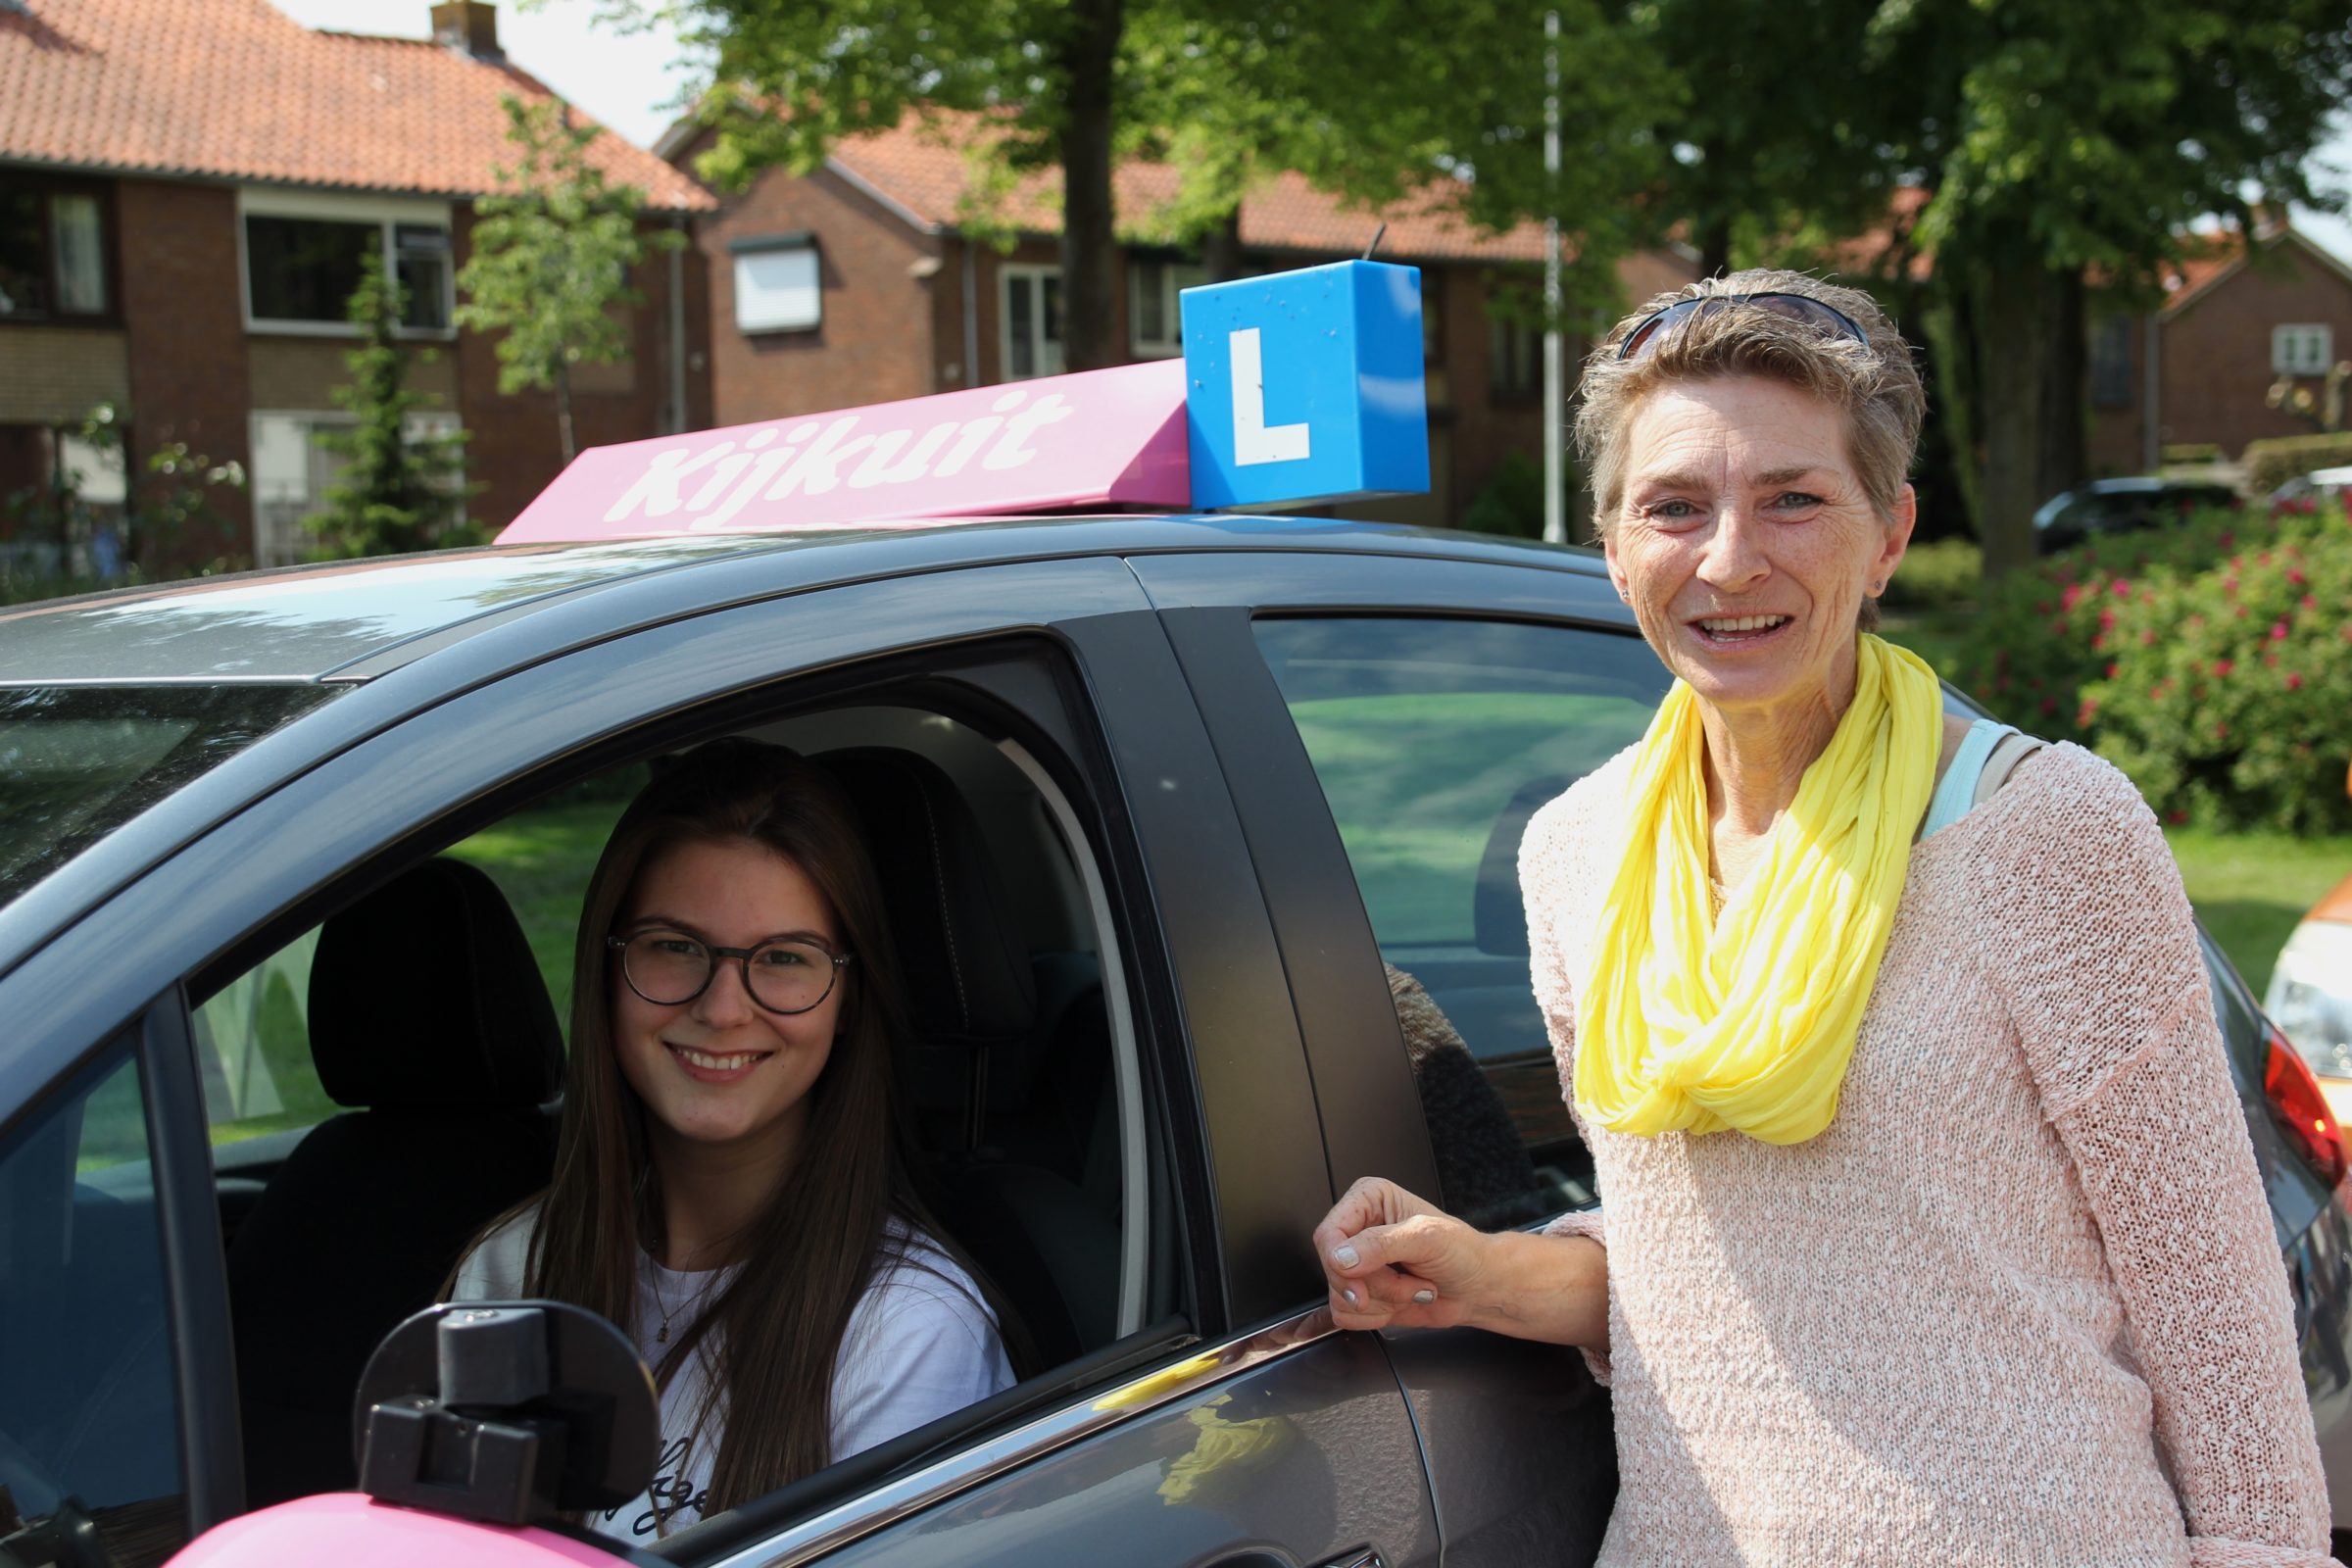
[1616, 291, 1868, 361]
[608, 929, 854, 1015]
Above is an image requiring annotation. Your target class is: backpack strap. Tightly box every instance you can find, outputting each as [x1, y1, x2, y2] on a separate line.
[1972, 730, 2047, 808]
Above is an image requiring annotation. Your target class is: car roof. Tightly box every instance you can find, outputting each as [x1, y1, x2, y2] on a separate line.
[0, 514, 1607, 685]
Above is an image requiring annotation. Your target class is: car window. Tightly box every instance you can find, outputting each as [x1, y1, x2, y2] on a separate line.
[192, 775, 637, 1149]
[1252, 616, 1672, 1225]
[0, 1049, 188, 1563]
[0, 684, 337, 907]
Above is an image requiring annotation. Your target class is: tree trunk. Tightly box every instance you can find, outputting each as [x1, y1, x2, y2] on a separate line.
[1202, 209, 1246, 283]
[1055, 0, 1124, 371]
[1969, 247, 2050, 579]
[555, 360, 576, 466]
[2035, 267, 2086, 502]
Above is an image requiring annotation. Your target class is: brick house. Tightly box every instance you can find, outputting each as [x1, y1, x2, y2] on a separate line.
[662, 112, 1695, 527]
[2087, 221, 2352, 474]
[0, 0, 714, 568]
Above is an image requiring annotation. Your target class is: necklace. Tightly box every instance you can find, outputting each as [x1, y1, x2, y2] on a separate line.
[648, 1257, 718, 1346]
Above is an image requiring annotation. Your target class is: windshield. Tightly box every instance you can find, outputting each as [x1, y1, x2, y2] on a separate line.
[0, 684, 337, 905]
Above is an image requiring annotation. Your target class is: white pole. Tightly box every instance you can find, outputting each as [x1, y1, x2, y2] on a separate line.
[1543, 10, 1566, 544]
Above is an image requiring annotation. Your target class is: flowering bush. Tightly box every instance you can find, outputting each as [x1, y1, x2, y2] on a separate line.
[1948, 507, 2260, 745]
[2082, 509, 2352, 834]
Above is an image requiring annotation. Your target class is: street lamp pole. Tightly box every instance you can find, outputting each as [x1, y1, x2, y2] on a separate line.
[1543, 10, 1566, 544]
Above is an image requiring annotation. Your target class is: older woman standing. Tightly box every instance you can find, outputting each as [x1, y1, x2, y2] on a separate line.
[1315, 270, 2331, 1565]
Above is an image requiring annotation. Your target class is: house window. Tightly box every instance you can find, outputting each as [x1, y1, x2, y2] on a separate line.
[2089, 315, 2135, 409]
[244, 210, 454, 333]
[2274, 323, 2334, 377]
[1002, 265, 1063, 379]
[250, 409, 464, 565]
[1488, 313, 1542, 401]
[1129, 258, 1207, 358]
[0, 180, 112, 320]
[732, 234, 821, 333]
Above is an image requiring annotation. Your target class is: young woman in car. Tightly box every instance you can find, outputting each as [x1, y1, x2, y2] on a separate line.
[453, 740, 1015, 1542]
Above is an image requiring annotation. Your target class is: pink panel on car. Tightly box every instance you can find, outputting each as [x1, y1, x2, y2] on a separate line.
[498, 359, 1193, 544]
[166, 1493, 623, 1567]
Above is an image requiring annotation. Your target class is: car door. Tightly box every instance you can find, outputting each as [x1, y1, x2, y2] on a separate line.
[1132, 545, 1655, 1567]
[0, 555, 1440, 1568]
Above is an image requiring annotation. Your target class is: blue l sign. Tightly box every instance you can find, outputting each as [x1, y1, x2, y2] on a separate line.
[1179, 260, 1431, 510]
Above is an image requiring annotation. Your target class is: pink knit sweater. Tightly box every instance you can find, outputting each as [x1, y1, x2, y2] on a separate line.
[1521, 741, 2331, 1567]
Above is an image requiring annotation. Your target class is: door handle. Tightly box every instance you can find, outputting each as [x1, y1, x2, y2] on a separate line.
[1318, 1551, 1384, 1568]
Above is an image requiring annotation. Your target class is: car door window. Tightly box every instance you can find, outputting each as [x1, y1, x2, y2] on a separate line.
[0, 1049, 188, 1565]
[1252, 616, 1671, 1224]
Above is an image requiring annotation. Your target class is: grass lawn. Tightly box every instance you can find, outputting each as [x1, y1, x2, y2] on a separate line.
[2167, 828, 2352, 995]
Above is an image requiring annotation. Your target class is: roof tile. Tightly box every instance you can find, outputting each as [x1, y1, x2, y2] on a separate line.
[0, 0, 711, 209]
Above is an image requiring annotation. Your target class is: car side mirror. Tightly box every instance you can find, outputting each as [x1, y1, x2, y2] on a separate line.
[351, 1300, 659, 1529]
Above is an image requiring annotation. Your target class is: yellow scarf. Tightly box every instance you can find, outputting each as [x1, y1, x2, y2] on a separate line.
[1573, 633, 1941, 1146]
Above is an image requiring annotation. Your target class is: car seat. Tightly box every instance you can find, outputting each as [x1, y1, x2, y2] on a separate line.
[225, 858, 563, 1507]
[814, 748, 1118, 1366]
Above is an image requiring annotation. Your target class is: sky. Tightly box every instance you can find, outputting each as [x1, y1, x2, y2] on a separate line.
[268, 1, 2352, 266]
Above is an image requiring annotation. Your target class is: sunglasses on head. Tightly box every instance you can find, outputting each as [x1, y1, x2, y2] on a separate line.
[1616, 291, 1869, 361]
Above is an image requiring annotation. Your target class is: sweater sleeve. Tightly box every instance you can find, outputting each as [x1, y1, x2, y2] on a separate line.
[1982, 748, 2330, 1566]
[1521, 788, 1613, 1385]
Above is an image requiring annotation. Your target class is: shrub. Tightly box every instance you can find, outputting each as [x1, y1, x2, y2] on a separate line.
[2161, 443, 2226, 466]
[1460, 450, 1565, 541]
[1948, 507, 2259, 741]
[2082, 507, 2352, 834]
[2242, 432, 2352, 499]
[1881, 537, 1981, 609]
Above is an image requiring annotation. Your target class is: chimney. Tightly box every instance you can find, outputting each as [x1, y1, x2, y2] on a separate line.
[430, 1, 501, 62]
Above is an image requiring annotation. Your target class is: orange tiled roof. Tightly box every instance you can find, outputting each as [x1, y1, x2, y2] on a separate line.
[826, 109, 1627, 267]
[0, 0, 712, 209]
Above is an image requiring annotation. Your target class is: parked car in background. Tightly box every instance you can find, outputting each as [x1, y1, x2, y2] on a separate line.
[2032, 474, 2244, 553]
[2268, 466, 2352, 509]
[2270, 764, 2352, 1130]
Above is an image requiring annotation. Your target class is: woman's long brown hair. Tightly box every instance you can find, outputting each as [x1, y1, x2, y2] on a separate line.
[485, 740, 999, 1519]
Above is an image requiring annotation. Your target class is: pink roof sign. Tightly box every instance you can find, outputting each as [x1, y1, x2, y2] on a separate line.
[499, 359, 1192, 544]
[497, 260, 1431, 545]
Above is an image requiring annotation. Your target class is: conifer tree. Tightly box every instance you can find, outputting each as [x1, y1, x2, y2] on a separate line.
[304, 255, 475, 559]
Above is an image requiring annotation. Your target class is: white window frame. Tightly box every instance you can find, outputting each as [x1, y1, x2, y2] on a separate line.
[731, 234, 822, 334]
[237, 189, 457, 340]
[2273, 322, 2334, 377]
[1127, 258, 1206, 359]
[1000, 264, 1064, 380]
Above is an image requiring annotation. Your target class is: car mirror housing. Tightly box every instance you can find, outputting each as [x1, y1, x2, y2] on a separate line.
[352, 1301, 660, 1530]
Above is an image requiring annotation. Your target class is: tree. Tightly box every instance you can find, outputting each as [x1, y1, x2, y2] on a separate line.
[458, 95, 685, 462]
[1644, 0, 2352, 578]
[659, 0, 1671, 368]
[304, 255, 477, 560]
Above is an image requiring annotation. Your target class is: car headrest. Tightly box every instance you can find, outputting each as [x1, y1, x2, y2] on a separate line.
[309, 858, 564, 1112]
[1472, 776, 1572, 957]
[813, 748, 1036, 1052]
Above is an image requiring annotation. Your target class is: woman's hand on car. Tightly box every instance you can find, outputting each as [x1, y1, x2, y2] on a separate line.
[1313, 1177, 1497, 1331]
[1314, 1176, 1609, 1349]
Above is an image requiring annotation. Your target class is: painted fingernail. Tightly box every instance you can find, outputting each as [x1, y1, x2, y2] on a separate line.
[1412, 1290, 1435, 1304]
[1334, 1245, 1359, 1268]
[1343, 1288, 1359, 1306]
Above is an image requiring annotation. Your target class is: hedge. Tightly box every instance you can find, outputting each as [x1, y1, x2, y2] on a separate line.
[2241, 432, 2352, 499]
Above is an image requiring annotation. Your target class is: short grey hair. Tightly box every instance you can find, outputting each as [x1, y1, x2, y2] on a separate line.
[1573, 269, 1926, 545]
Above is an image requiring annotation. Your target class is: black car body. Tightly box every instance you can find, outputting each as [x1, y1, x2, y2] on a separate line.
[0, 516, 2343, 1568]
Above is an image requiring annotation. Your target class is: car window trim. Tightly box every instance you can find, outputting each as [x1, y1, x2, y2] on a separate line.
[692, 1303, 1341, 1568]
[138, 987, 244, 1530]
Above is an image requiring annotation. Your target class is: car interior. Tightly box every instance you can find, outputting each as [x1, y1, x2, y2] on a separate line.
[193, 688, 1173, 1527]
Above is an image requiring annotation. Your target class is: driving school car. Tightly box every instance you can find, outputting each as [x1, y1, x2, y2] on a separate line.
[0, 262, 2344, 1568]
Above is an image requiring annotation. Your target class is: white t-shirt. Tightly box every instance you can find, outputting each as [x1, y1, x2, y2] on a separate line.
[451, 1207, 1014, 1542]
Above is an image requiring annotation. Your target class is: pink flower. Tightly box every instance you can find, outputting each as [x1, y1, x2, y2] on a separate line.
[2142, 628, 2158, 645]
[2040, 696, 2060, 716]
[2078, 698, 2100, 726]
[2219, 531, 2237, 548]
[2288, 566, 2308, 586]
[2168, 808, 2190, 824]
[2105, 662, 2119, 679]
[2214, 660, 2234, 677]
[2287, 672, 2305, 691]
[2098, 607, 2117, 632]
[2060, 583, 2084, 612]
[2215, 721, 2230, 740]
[2302, 594, 2319, 612]
[2111, 578, 2132, 598]
[2272, 619, 2290, 641]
